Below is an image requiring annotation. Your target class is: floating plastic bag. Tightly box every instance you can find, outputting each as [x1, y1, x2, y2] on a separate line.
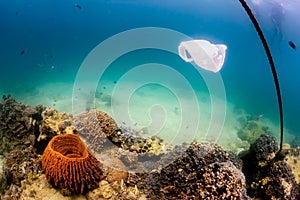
[178, 40, 227, 73]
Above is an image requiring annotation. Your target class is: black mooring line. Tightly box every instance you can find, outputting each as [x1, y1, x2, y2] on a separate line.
[238, 0, 284, 151]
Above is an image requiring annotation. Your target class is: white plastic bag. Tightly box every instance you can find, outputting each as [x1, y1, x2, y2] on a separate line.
[178, 40, 227, 73]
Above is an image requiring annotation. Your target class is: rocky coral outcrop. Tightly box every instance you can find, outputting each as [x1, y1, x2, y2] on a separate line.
[198, 161, 249, 199]
[1, 145, 41, 198]
[74, 110, 119, 153]
[42, 134, 103, 194]
[114, 126, 166, 154]
[75, 110, 166, 155]
[240, 134, 300, 199]
[0, 95, 44, 156]
[141, 142, 248, 199]
[37, 107, 75, 151]
[250, 134, 279, 166]
[285, 146, 300, 183]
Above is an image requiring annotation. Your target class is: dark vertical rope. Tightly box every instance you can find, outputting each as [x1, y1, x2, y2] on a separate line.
[238, 0, 284, 151]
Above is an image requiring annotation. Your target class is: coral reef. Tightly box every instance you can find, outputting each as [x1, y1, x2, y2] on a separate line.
[13, 155, 140, 199]
[197, 161, 249, 199]
[285, 146, 300, 183]
[94, 124, 172, 173]
[94, 110, 119, 138]
[38, 107, 75, 145]
[3, 146, 41, 187]
[141, 142, 249, 199]
[240, 134, 300, 199]
[0, 156, 4, 193]
[17, 173, 146, 200]
[75, 110, 166, 158]
[42, 134, 103, 194]
[1, 97, 299, 199]
[115, 125, 166, 153]
[250, 134, 279, 166]
[6, 129, 251, 199]
[1, 145, 41, 198]
[74, 110, 119, 153]
[249, 160, 299, 199]
[0, 95, 44, 156]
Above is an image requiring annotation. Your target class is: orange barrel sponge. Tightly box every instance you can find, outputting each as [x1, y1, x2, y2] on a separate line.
[42, 133, 103, 194]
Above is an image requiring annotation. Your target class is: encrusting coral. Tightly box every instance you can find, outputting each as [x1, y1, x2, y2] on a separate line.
[74, 110, 119, 153]
[1, 145, 41, 199]
[240, 134, 300, 199]
[142, 142, 250, 199]
[0, 95, 44, 156]
[41, 133, 103, 194]
[38, 107, 75, 142]
[285, 145, 300, 183]
[114, 125, 166, 154]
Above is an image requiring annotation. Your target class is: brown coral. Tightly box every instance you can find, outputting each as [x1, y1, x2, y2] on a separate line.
[143, 142, 248, 199]
[0, 95, 44, 156]
[74, 110, 119, 153]
[42, 134, 103, 194]
[38, 107, 75, 142]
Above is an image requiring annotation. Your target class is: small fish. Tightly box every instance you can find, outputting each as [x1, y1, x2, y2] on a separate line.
[164, 185, 176, 191]
[20, 50, 25, 55]
[75, 4, 82, 9]
[256, 114, 263, 121]
[288, 41, 296, 50]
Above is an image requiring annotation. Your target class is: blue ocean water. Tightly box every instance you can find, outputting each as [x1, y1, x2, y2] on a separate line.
[0, 0, 299, 145]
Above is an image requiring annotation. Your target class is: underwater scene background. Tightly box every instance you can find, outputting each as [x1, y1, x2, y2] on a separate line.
[1, 0, 299, 147]
[0, 0, 300, 199]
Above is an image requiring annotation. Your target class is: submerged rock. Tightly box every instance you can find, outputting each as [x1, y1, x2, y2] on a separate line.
[251, 134, 279, 166]
[1, 145, 41, 197]
[0, 156, 5, 195]
[197, 161, 249, 199]
[285, 146, 300, 184]
[115, 125, 166, 154]
[240, 134, 300, 199]
[249, 160, 299, 199]
[37, 107, 75, 152]
[141, 142, 249, 199]
[74, 110, 119, 153]
[0, 95, 44, 156]
[75, 110, 166, 158]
